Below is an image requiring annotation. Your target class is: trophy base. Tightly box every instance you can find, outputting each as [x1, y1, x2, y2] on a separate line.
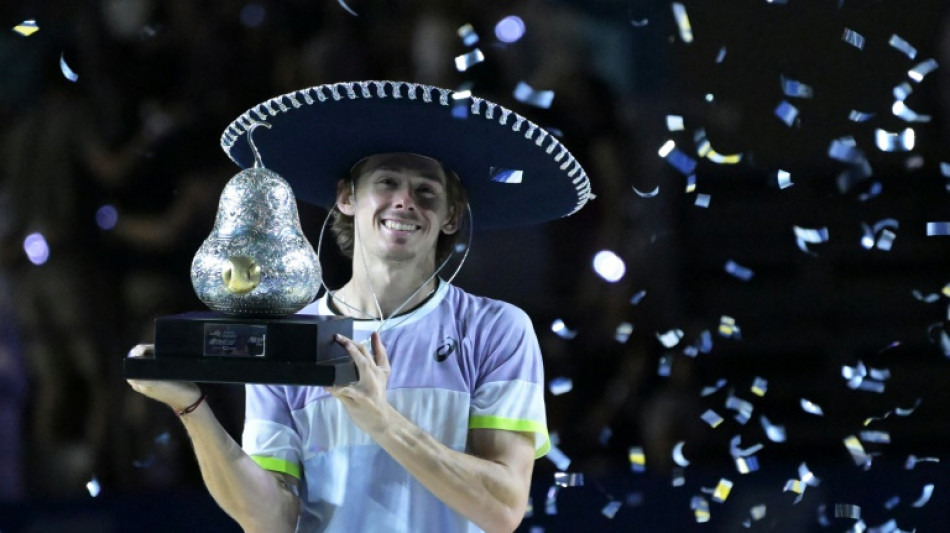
[123, 311, 357, 386]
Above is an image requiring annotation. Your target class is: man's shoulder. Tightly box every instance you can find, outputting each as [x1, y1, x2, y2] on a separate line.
[444, 284, 532, 326]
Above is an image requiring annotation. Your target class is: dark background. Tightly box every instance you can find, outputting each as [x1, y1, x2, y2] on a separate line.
[2, 0, 950, 531]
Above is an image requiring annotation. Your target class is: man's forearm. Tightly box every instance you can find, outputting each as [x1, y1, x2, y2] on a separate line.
[179, 403, 299, 533]
[369, 406, 530, 533]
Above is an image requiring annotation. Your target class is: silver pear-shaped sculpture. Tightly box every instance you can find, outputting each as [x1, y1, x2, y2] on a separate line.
[191, 123, 320, 316]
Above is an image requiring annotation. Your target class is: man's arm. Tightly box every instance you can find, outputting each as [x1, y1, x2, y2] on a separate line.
[127, 344, 300, 533]
[329, 334, 536, 533]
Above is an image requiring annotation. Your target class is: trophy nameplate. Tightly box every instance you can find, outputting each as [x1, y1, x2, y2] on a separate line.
[124, 312, 357, 386]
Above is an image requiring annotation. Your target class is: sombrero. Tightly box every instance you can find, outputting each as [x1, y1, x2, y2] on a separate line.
[220, 80, 591, 229]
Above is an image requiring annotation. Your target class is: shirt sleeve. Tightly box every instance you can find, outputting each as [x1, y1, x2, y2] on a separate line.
[243, 384, 303, 479]
[468, 301, 550, 458]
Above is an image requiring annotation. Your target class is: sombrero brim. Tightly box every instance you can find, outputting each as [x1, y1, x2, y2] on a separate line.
[220, 81, 591, 229]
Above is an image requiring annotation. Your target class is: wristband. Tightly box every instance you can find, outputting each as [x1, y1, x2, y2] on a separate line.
[175, 392, 207, 417]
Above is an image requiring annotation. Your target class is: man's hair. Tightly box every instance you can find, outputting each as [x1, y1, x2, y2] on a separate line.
[330, 156, 468, 265]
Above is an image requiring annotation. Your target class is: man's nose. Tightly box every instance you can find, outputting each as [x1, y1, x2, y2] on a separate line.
[393, 186, 416, 210]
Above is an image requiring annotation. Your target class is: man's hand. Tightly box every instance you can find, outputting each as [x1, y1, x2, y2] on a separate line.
[126, 344, 202, 412]
[326, 332, 393, 435]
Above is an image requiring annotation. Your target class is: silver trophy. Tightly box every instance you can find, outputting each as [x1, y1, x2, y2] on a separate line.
[124, 123, 356, 385]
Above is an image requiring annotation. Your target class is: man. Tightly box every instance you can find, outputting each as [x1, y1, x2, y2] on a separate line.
[129, 80, 591, 532]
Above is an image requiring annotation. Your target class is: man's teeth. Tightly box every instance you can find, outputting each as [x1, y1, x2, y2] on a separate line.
[383, 220, 420, 231]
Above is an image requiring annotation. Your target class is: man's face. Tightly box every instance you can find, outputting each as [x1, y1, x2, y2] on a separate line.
[338, 153, 459, 265]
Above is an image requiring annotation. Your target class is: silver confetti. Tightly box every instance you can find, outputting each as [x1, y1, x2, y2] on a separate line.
[630, 18, 650, 27]
[718, 315, 741, 339]
[716, 46, 727, 63]
[550, 319, 577, 339]
[793, 226, 829, 253]
[630, 290, 647, 305]
[777, 169, 794, 189]
[842, 28, 865, 50]
[628, 446, 646, 472]
[726, 393, 754, 425]
[672, 441, 690, 467]
[60, 53, 79, 82]
[892, 101, 931, 123]
[86, 476, 101, 497]
[672, 468, 686, 486]
[926, 222, 950, 236]
[457, 23, 479, 46]
[711, 478, 733, 503]
[701, 378, 728, 397]
[656, 329, 684, 348]
[544, 484, 559, 515]
[828, 136, 865, 164]
[735, 456, 760, 474]
[490, 168, 523, 184]
[615, 322, 634, 343]
[725, 260, 754, 281]
[658, 354, 673, 377]
[844, 435, 871, 467]
[666, 115, 685, 131]
[671, 3, 693, 43]
[633, 185, 660, 198]
[546, 439, 572, 470]
[554, 472, 584, 487]
[849, 110, 875, 122]
[337, 0, 359, 16]
[701, 409, 725, 428]
[908, 59, 938, 83]
[889, 34, 917, 59]
[910, 484, 934, 507]
[893, 81, 913, 101]
[835, 503, 861, 519]
[694, 193, 711, 208]
[658, 141, 698, 175]
[602, 500, 622, 519]
[781, 76, 814, 98]
[874, 128, 914, 152]
[894, 398, 922, 416]
[751, 377, 768, 397]
[859, 430, 890, 444]
[905, 455, 939, 470]
[548, 377, 573, 396]
[912, 289, 940, 303]
[513, 81, 555, 109]
[730, 435, 764, 458]
[454, 49, 485, 72]
[800, 398, 824, 416]
[12, 19, 39, 36]
[774, 100, 799, 126]
[884, 496, 901, 510]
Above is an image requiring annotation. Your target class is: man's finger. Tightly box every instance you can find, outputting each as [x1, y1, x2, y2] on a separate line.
[371, 332, 390, 371]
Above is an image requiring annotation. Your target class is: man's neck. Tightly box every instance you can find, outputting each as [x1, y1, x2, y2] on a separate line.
[337, 258, 439, 319]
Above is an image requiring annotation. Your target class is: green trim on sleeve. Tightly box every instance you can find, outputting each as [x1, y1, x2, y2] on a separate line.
[469, 415, 551, 459]
[250, 455, 301, 479]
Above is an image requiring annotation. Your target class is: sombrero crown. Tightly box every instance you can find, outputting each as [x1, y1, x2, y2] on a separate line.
[221, 80, 591, 229]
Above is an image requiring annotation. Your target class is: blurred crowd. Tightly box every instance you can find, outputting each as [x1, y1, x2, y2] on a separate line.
[0, 0, 684, 501]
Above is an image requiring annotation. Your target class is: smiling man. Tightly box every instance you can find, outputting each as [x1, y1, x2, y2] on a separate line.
[128, 80, 591, 533]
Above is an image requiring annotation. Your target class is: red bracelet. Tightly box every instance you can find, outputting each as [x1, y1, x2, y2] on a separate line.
[175, 392, 207, 417]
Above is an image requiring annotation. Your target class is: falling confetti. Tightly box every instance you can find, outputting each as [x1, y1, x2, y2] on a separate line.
[656, 329, 684, 348]
[593, 250, 626, 282]
[926, 222, 950, 236]
[834, 503, 861, 519]
[701, 409, 725, 428]
[710, 478, 734, 503]
[761, 414, 787, 442]
[548, 377, 573, 396]
[630, 290, 647, 305]
[905, 455, 939, 470]
[490, 168, 523, 184]
[602, 500, 622, 519]
[725, 393, 754, 424]
[13, 19, 39, 36]
[859, 430, 890, 444]
[673, 441, 690, 467]
[843, 435, 871, 467]
[629, 446, 646, 472]
[454, 49, 485, 72]
[337, 0, 358, 16]
[715, 46, 727, 63]
[694, 194, 711, 208]
[513, 81, 555, 109]
[842, 28, 866, 50]
[551, 319, 578, 339]
[750, 377, 768, 397]
[724, 260, 754, 281]
[874, 128, 915, 152]
[849, 110, 875, 122]
[774, 100, 799, 126]
[666, 115, 685, 131]
[800, 398, 824, 416]
[658, 141, 698, 175]
[633, 185, 660, 198]
[60, 53, 79, 82]
[671, 3, 693, 43]
[691, 496, 710, 523]
[614, 322, 634, 343]
[910, 484, 934, 508]
[457, 23, 479, 46]
[657, 354, 673, 377]
[907, 59, 938, 83]
[86, 476, 101, 497]
[777, 169, 794, 189]
[889, 34, 917, 59]
[554, 472, 584, 487]
[781, 76, 814, 98]
[701, 378, 727, 397]
[793, 225, 829, 253]
[718, 315, 741, 338]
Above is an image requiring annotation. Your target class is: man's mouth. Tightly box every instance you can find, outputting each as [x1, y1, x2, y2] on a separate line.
[382, 219, 422, 232]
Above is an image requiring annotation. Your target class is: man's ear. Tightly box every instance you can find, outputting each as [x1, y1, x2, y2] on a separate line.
[336, 179, 355, 216]
[441, 209, 460, 235]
